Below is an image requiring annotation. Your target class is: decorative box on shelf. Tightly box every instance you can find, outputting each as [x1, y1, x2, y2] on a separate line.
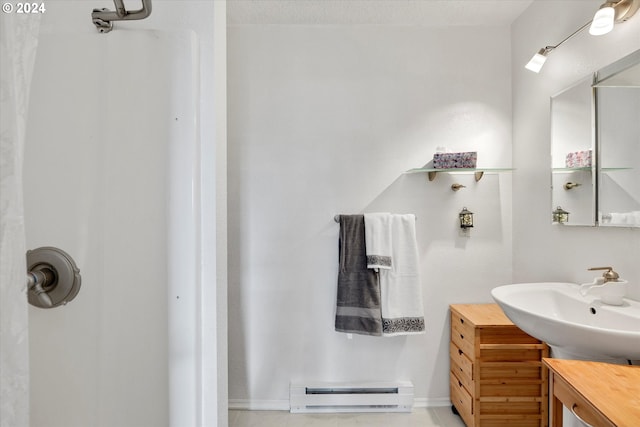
[433, 152, 477, 169]
[565, 150, 592, 168]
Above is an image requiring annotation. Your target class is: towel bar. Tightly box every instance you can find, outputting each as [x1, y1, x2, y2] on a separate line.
[334, 214, 416, 223]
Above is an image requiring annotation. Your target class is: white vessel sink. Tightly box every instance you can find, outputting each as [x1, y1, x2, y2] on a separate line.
[491, 282, 640, 361]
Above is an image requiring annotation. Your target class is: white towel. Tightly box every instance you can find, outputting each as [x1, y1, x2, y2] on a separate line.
[364, 213, 392, 271]
[379, 214, 425, 336]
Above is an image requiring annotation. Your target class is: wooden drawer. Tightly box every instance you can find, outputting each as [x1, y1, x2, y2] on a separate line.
[478, 327, 541, 345]
[479, 400, 543, 415]
[479, 361, 543, 381]
[480, 346, 547, 362]
[450, 374, 474, 427]
[476, 418, 543, 427]
[450, 342, 473, 390]
[480, 381, 543, 397]
[553, 374, 616, 427]
[451, 311, 475, 358]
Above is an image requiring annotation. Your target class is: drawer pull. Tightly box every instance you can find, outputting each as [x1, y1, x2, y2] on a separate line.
[460, 318, 464, 324]
[571, 404, 595, 427]
[460, 334, 464, 340]
[458, 380, 463, 387]
[458, 349, 463, 356]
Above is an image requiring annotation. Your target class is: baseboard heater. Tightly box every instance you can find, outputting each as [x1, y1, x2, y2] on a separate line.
[289, 381, 414, 413]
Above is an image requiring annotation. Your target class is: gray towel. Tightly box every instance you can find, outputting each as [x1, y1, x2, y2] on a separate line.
[335, 215, 382, 336]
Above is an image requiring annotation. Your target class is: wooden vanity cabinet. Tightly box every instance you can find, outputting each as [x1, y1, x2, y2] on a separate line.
[544, 358, 640, 427]
[450, 304, 549, 427]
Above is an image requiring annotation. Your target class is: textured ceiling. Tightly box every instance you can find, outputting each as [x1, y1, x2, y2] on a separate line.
[227, 0, 535, 26]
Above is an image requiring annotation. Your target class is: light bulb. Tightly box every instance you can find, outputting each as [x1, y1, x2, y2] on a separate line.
[590, 6, 615, 35]
[525, 49, 548, 73]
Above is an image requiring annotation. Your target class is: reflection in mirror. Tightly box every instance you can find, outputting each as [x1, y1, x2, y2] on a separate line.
[551, 76, 596, 226]
[595, 50, 640, 227]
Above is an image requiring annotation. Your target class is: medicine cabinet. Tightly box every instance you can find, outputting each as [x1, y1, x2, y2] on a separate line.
[551, 48, 640, 227]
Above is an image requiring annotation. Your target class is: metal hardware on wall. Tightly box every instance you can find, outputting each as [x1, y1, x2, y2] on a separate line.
[451, 183, 466, 191]
[552, 206, 570, 224]
[564, 182, 582, 190]
[26, 246, 81, 308]
[92, 0, 152, 33]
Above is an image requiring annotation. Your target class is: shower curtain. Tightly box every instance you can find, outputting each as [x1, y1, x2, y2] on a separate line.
[0, 12, 40, 427]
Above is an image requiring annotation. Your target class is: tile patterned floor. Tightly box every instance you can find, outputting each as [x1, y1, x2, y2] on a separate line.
[229, 407, 467, 427]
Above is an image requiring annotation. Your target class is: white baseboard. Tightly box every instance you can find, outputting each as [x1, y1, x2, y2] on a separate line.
[229, 397, 451, 411]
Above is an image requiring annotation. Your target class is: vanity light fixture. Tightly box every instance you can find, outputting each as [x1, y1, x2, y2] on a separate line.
[459, 207, 474, 229]
[525, 48, 551, 73]
[552, 206, 570, 224]
[525, 21, 591, 73]
[526, 0, 639, 73]
[590, 3, 617, 35]
[590, 0, 640, 36]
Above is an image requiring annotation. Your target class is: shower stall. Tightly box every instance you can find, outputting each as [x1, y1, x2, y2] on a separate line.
[0, 0, 229, 421]
[23, 29, 201, 426]
[4, 1, 228, 425]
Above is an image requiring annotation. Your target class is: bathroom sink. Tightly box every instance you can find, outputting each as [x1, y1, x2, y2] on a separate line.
[491, 282, 640, 361]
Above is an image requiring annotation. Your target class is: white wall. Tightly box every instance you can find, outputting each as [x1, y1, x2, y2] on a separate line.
[227, 24, 514, 406]
[512, 1, 640, 296]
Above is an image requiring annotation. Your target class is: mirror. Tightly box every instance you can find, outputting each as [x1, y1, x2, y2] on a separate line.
[595, 51, 640, 227]
[551, 76, 596, 226]
[551, 49, 640, 227]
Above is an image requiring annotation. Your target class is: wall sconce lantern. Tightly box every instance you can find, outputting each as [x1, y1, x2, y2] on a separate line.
[553, 206, 570, 224]
[459, 207, 474, 229]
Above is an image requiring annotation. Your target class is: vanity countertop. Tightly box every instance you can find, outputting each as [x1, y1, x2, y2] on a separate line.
[543, 358, 640, 426]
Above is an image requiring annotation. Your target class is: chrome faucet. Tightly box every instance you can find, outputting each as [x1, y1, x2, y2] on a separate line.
[588, 266, 620, 283]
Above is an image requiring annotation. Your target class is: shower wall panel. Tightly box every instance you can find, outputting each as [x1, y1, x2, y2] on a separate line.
[24, 31, 199, 427]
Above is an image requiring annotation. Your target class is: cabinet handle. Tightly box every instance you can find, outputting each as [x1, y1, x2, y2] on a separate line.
[460, 334, 464, 340]
[460, 318, 464, 324]
[458, 380, 463, 387]
[458, 349, 463, 356]
[571, 404, 595, 427]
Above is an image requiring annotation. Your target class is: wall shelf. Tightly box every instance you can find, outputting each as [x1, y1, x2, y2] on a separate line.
[405, 167, 514, 182]
[552, 167, 632, 173]
[552, 167, 592, 172]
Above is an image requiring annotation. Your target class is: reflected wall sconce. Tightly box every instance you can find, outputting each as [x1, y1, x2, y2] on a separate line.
[553, 206, 570, 224]
[525, 0, 639, 73]
[459, 207, 474, 229]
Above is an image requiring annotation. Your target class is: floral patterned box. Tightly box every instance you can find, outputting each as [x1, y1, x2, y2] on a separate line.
[565, 150, 592, 168]
[433, 151, 477, 169]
